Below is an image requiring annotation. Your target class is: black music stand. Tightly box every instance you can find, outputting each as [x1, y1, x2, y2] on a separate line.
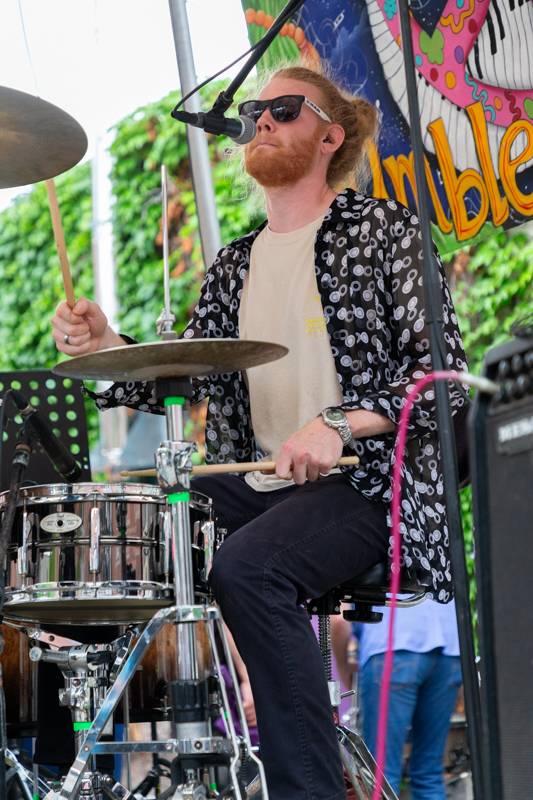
[0, 369, 91, 490]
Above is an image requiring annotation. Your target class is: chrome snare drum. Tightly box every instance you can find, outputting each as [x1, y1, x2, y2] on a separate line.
[2, 483, 215, 625]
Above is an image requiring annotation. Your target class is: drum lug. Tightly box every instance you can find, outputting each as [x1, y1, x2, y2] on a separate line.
[90, 507, 101, 574]
[200, 521, 215, 582]
[17, 511, 31, 577]
[163, 509, 172, 581]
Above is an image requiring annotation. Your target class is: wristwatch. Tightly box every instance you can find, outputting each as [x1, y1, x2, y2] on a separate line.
[321, 406, 352, 446]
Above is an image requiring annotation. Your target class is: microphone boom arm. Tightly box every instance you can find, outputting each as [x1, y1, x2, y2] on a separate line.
[170, 0, 305, 127]
[210, 0, 305, 116]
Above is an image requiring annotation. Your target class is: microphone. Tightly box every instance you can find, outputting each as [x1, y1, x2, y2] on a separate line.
[171, 108, 256, 145]
[10, 389, 82, 482]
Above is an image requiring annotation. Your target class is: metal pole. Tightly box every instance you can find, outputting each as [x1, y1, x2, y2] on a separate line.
[167, 0, 222, 269]
[91, 132, 128, 470]
[396, 2, 485, 797]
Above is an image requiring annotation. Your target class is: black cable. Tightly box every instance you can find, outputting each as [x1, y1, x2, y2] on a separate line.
[172, 38, 264, 114]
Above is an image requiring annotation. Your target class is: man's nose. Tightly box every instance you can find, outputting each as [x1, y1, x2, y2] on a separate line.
[256, 107, 276, 132]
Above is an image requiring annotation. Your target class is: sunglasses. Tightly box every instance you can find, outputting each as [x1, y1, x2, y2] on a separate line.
[238, 94, 332, 125]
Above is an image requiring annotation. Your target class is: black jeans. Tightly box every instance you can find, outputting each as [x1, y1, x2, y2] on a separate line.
[193, 473, 389, 800]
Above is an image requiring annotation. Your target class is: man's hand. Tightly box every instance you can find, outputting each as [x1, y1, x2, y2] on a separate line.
[276, 416, 344, 484]
[240, 681, 258, 727]
[52, 297, 126, 356]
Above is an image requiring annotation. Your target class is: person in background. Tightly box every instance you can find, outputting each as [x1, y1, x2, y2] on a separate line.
[332, 600, 462, 799]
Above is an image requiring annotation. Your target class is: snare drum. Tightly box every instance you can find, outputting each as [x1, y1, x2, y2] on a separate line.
[2, 483, 215, 626]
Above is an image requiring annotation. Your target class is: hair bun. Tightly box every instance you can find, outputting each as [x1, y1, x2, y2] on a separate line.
[351, 97, 380, 140]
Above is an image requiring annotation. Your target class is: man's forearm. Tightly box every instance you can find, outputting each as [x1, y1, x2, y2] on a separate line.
[345, 408, 395, 438]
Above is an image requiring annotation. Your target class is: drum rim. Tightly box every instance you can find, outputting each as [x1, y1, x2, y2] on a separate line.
[0, 482, 212, 509]
[3, 580, 173, 618]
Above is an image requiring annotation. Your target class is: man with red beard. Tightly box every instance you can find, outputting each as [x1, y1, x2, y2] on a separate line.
[52, 66, 468, 799]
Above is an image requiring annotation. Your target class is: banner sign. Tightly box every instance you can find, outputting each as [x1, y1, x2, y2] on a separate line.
[241, 0, 533, 249]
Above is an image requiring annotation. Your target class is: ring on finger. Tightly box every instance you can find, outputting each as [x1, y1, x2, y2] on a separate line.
[63, 333, 70, 345]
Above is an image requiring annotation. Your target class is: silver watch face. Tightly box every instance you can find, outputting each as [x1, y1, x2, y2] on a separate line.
[325, 408, 345, 423]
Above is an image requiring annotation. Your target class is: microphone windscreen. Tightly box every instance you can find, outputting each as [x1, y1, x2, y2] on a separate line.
[234, 116, 256, 145]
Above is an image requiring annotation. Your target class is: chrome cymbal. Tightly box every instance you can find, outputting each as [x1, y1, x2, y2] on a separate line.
[0, 86, 87, 188]
[52, 339, 289, 382]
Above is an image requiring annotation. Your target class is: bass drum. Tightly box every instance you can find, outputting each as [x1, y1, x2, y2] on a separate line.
[0, 624, 38, 737]
[120, 622, 212, 722]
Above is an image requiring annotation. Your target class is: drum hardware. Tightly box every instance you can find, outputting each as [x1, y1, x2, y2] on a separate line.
[42, 605, 253, 799]
[5, 746, 51, 800]
[156, 165, 177, 341]
[30, 643, 117, 740]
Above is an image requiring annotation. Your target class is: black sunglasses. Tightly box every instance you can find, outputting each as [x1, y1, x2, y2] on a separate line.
[238, 94, 332, 124]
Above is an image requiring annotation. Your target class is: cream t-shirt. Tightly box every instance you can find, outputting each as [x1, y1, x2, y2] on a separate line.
[239, 214, 343, 491]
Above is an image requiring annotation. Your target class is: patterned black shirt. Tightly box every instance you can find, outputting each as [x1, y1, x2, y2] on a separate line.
[89, 189, 468, 601]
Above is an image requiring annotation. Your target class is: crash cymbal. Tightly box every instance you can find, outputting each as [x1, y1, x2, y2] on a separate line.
[52, 339, 289, 382]
[0, 86, 87, 188]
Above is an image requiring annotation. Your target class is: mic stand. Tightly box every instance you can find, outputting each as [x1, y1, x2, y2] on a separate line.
[0, 422, 32, 799]
[171, 0, 305, 128]
[397, 1, 484, 797]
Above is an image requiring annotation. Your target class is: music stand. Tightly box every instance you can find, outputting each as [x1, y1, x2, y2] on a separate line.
[0, 369, 91, 490]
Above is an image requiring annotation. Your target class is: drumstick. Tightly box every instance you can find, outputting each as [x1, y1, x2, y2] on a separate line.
[45, 178, 75, 308]
[120, 455, 359, 479]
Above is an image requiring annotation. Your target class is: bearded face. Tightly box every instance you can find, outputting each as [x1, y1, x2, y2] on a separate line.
[244, 126, 323, 188]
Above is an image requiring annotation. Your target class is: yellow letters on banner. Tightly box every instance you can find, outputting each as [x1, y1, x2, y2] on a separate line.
[427, 116, 490, 241]
[466, 102, 509, 227]
[381, 151, 453, 234]
[499, 121, 533, 215]
[368, 101, 533, 241]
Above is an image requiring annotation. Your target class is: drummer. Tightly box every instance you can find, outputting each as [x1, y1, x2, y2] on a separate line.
[52, 64, 468, 800]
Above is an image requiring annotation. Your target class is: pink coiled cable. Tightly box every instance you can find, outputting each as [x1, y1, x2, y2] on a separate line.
[371, 370, 460, 800]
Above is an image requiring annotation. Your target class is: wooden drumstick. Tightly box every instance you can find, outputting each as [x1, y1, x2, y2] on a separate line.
[45, 178, 75, 308]
[120, 455, 359, 479]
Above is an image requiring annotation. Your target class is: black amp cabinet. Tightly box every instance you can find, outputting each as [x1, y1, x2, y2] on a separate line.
[469, 334, 533, 800]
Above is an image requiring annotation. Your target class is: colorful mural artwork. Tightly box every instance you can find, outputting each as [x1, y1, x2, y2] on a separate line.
[241, 0, 533, 249]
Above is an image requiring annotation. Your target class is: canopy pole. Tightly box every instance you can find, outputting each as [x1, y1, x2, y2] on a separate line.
[168, 0, 222, 269]
[397, 1, 485, 797]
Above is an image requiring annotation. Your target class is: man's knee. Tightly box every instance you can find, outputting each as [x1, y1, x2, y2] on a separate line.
[210, 533, 258, 602]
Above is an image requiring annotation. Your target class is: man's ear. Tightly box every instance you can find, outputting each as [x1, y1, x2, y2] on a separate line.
[321, 123, 345, 154]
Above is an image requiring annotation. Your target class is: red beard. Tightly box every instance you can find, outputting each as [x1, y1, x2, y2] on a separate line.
[244, 128, 321, 187]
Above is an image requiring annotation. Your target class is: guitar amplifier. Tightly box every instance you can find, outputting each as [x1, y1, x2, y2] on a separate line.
[469, 333, 533, 800]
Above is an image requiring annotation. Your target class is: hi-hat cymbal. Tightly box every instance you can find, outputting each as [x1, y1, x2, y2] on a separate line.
[52, 339, 289, 382]
[0, 86, 88, 189]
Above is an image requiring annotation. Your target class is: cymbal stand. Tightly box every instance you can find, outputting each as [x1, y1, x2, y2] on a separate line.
[153, 377, 268, 799]
[151, 166, 266, 796]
